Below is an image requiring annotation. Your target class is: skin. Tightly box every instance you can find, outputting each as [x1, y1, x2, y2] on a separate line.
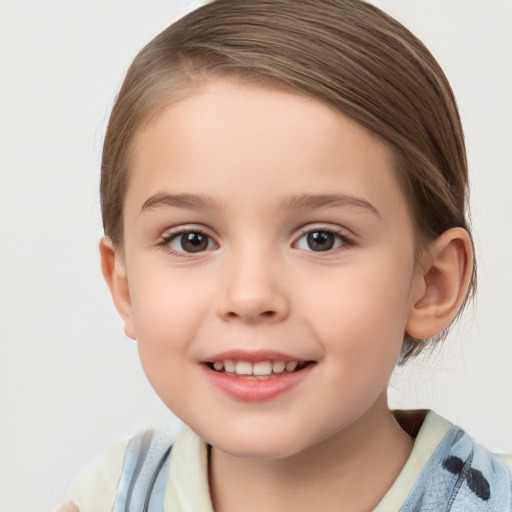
[100, 80, 473, 511]
[60, 506, 79, 512]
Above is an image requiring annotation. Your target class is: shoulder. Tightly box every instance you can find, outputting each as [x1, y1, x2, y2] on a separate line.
[378, 411, 512, 511]
[56, 425, 180, 512]
[496, 454, 512, 482]
[405, 411, 512, 510]
[60, 439, 129, 512]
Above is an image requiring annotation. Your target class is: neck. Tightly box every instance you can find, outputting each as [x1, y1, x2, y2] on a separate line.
[209, 394, 414, 512]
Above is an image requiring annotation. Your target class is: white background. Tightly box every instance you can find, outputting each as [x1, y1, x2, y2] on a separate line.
[0, 1, 510, 510]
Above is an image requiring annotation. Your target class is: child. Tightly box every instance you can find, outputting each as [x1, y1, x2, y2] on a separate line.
[58, 0, 512, 510]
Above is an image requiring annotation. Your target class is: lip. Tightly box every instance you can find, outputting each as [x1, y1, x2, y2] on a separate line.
[202, 348, 308, 363]
[201, 360, 315, 402]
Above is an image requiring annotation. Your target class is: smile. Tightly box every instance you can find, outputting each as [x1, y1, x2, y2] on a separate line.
[206, 359, 309, 379]
[202, 356, 315, 401]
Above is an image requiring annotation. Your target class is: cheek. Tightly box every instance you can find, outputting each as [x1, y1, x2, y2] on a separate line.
[303, 257, 413, 377]
[129, 266, 212, 346]
[126, 268, 215, 393]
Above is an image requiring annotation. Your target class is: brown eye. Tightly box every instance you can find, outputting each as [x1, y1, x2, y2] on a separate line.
[168, 231, 214, 253]
[295, 229, 347, 252]
[307, 231, 335, 251]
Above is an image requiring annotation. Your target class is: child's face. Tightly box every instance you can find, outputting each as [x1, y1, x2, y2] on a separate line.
[117, 80, 425, 458]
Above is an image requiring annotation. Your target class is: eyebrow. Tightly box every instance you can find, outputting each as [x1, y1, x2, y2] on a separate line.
[140, 193, 224, 213]
[140, 192, 379, 217]
[279, 193, 380, 217]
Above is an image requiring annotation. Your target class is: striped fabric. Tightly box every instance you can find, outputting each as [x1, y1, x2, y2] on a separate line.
[111, 430, 173, 512]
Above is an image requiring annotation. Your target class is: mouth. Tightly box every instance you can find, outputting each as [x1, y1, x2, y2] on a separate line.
[201, 350, 316, 401]
[204, 359, 313, 379]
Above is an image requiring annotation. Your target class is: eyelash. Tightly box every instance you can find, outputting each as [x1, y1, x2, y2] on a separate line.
[157, 225, 354, 257]
[158, 228, 217, 258]
[294, 226, 354, 254]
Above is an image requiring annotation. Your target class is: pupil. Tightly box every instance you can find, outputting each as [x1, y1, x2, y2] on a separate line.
[307, 231, 334, 251]
[182, 233, 208, 252]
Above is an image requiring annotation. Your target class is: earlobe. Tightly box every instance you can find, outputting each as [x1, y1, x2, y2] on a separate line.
[99, 237, 136, 340]
[406, 228, 473, 340]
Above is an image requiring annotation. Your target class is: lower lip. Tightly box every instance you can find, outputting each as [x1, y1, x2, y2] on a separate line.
[202, 363, 314, 402]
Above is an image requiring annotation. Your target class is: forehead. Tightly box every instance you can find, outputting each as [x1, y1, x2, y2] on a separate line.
[126, 80, 407, 222]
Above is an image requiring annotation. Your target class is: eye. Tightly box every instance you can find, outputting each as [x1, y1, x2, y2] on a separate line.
[295, 229, 349, 252]
[162, 230, 216, 254]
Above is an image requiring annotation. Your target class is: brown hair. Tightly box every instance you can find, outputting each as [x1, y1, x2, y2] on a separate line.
[101, 0, 475, 363]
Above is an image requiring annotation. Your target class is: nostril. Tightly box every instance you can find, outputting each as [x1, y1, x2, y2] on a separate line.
[224, 309, 277, 321]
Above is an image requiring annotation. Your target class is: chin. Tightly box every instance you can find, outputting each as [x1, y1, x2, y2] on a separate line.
[203, 425, 316, 460]
[215, 440, 302, 460]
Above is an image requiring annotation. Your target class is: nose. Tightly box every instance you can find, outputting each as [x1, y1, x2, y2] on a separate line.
[217, 251, 290, 324]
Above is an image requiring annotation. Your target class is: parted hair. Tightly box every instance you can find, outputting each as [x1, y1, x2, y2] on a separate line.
[101, 0, 475, 363]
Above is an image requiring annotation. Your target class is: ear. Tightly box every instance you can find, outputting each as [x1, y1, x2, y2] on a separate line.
[406, 227, 473, 340]
[99, 237, 136, 340]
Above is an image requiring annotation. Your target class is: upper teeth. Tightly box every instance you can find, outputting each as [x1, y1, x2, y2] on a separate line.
[212, 360, 300, 376]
